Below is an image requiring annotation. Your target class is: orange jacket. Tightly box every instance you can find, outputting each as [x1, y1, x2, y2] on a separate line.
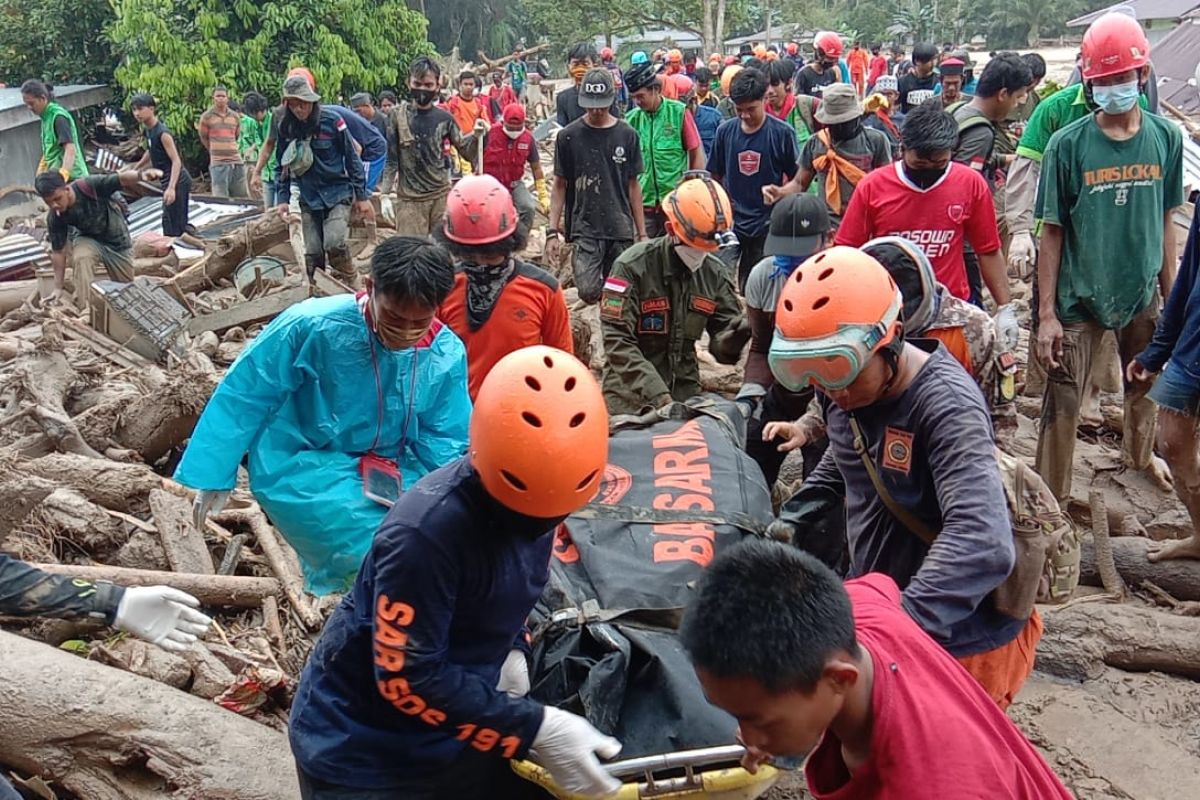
[847, 48, 869, 77]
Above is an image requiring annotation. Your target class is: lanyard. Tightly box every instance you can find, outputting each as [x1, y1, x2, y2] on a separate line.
[365, 316, 419, 457]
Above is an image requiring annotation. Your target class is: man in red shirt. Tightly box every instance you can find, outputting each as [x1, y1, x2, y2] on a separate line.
[835, 103, 1015, 348]
[481, 103, 548, 235]
[681, 539, 1074, 799]
[483, 70, 518, 120]
[435, 175, 573, 400]
[867, 45, 888, 92]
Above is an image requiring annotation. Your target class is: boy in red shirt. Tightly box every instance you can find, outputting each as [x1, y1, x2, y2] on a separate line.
[835, 103, 1016, 349]
[681, 539, 1074, 799]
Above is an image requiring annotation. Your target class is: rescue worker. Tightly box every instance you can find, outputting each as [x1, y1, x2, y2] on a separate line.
[436, 175, 573, 399]
[764, 83, 891, 227]
[768, 248, 1040, 708]
[177, 236, 471, 596]
[1007, 53, 1047, 134]
[1035, 11, 1180, 501]
[687, 76, 724, 160]
[289, 346, 622, 800]
[381, 58, 486, 237]
[547, 68, 646, 305]
[484, 70, 518, 120]
[600, 172, 750, 413]
[35, 168, 153, 309]
[624, 61, 706, 238]
[272, 75, 369, 285]
[717, 64, 742, 119]
[21, 79, 87, 180]
[240, 91, 276, 207]
[867, 44, 889, 92]
[481, 103, 548, 235]
[507, 44, 529, 101]
[794, 31, 843, 98]
[693, 65, 719, 108]
[847, 41, 869, 98]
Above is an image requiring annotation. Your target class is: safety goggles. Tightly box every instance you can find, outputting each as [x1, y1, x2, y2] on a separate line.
[767, 292, 902, 391]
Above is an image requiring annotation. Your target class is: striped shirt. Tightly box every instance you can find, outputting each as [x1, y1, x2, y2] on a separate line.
[199, 108, 242, 164]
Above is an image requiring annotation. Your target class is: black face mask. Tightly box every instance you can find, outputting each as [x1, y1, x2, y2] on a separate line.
[820, 59, 837, 69]
[828, 119, 862, 142]
[903, 162, 947, 189]
[410, 88, 437, 107]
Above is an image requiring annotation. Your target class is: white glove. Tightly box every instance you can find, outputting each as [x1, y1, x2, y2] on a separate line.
[497, 648, 531, 697]
[114, 586, 213, 652]
[192, 490, 230, 532]
[994, 303, 1020, 353]
[531, 707, 622, 798]
[379, 194, 395, 224]
[1008, 231, 1036, 279]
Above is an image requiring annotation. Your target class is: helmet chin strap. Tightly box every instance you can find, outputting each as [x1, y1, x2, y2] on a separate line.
[879, 333, 907, 398]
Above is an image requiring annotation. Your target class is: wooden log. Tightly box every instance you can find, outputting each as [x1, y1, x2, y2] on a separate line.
[1079, 535, 1200, 602]
[1037, 601, 1200, 682]
[476, 43, 549, 72]
[21, 452, 161, 512]
[149, 488, 214, 574]
[187, 284, 311, 336]
[0, 279, 37, 315]
[29, 563, 280, 608]
[0, 475, 56, 543]
[167, 214, 289, 294]
[0, 630, 300, 800]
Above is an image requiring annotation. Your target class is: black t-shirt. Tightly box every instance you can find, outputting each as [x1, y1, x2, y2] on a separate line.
[553, 118, 643, 240]
[794, 65, 837, 98]
[145, 121, 191, 184]
[897, 72, 939, 113]
[47, 175, 131, 253]
[53, 115, 73, 146]
[364, 109, 388, 141]
[555, 86, 624, 127]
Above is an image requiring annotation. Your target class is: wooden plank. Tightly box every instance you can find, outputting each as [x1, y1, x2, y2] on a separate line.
[309, 267, 353, 296]
[186, 285, 311, 336]
[61, 318, 156, 371]
[149, 488, 214, 575]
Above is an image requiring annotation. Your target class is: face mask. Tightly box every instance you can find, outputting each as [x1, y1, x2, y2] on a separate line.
[829, 119, 861, 142]
[504, 126, 523, 140]
[569, 64, 589, 82]
[903, 162, 947, 190]
[1092, 80, 1140, 115]
[821, 59, 837, 69]
[370, 293, 429, 350]
[770, 255, 805, 280]
[674, 244, 709, 273]
[410, 88, 437, 107]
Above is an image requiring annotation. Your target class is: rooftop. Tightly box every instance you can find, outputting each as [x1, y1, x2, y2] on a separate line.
[0, 84, 111, 132]
[1069, 0, 1200, 27]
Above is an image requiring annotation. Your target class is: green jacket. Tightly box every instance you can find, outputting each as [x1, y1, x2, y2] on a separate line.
[40, 101, 87, 178]
[600, 237, 748, 414]
[239, 112, 274, 181]
[626, 98, 688, 207]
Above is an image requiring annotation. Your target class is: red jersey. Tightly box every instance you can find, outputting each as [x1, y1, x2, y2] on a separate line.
[438, 261, 574, 400]
[836, 162, 1000, 300]
[806, 575, 1074, 800]
[868, 55, 889, 86]
[483, 123, 538, 188]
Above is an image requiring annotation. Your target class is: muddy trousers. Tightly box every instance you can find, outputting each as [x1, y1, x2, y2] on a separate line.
[302, 202, 355, 283]
[1035, 302, 1160, 502]
[69, 236, 135, 310]
[572, 237, 632, 304]
[393, 191, 449, 238]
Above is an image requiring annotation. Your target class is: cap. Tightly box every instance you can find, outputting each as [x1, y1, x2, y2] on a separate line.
[814, 83, 862, 125]
[282, 75, 320, 102]
[874, 74, 898, 93]
[503, 102, 526, 125]
[951, 49, 975, 68]
[579, 68, 615, 108]
[624, 61, 661, 94]
[939, 58, 965, 77]
[764, 193, 830, 257]
[349, 92, 372, 108]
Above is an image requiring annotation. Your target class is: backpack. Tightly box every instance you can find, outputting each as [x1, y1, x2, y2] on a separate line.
[849, 416, 1081, 620]
[74, 177, 131, 220]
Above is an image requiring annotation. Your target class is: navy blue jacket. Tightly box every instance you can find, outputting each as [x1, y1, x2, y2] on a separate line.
[327, 104, 388, 163]
[276, 107, 366, 211]
[289, 457, 550, 788]
[1139, 202, 1200, 381]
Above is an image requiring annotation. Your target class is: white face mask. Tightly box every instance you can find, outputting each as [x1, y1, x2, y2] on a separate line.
[504, 126, 523, 140]
[674, 244, 709, 273]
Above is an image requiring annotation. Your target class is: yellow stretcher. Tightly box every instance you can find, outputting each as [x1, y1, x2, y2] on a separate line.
[512, 745, 780, 800]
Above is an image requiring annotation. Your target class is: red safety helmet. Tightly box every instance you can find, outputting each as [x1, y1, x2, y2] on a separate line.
[287, 66, 317, 90]
[1081, 12, 1150, 81]
[785, 42, 799, 56]
[600, 46, 614, 60]
[442, 175, 518, 245]
[814, 31, 844, 60]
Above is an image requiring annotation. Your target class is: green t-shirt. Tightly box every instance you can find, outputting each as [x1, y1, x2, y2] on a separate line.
[1016, 84, 1148, 162]
[238, 112, 274, 181]
[1036, 111, 1183, 329]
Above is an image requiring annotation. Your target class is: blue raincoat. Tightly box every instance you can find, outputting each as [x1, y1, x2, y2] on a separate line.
[174, 295, 471, 595]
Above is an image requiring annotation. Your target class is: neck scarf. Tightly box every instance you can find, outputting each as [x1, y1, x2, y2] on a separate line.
[812, 128, 868, 216]
[464, 258, 517, 331]
[770, 255, 805, 281]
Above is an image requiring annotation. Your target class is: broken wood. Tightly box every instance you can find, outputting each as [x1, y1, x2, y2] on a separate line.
[1089, 489, 1126, 600]
[21, 452, 161, 512]
[1038, 601, 1200, 682]
[219, 533, 249, 576]
[149, 488, 214, 574]
[0, 475, 56, 543]
[166, 214, 290, 294]
[187, 284, 311, 336]
[29, 563, 280, 608]
[60, 317, 159, 372]
[309, 266, 354, 296]
[476, 43, 549, 72]
[214, 505, 323, 630]
[10, 321, 105, 458]
[1079, 535, 1200, 602]
[0, 630, 300, 800]
[262, 595, 286, 653]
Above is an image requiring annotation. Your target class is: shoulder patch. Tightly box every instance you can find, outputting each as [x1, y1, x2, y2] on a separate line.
[603, 276, 629, 294]
[334, 116, 347, 131]
[690, 296, 717, 315]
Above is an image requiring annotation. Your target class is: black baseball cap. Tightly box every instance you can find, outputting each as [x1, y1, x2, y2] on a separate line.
[579, 68, 615, 108]
[764, 193, 830, 257]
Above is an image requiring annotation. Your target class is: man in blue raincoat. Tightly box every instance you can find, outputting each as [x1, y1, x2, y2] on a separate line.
[175, 236, 471, 595]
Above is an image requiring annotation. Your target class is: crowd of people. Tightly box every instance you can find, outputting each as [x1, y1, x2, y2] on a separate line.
[8, 9, 1200, 800]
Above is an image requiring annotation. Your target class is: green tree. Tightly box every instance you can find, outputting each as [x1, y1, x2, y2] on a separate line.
[109, 0, 432, 155]
[0, 0, 117, 86]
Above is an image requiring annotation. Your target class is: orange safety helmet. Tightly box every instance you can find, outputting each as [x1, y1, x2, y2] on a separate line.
[470, 346, 609, 518]
[442, 175, 518, 245]
[662, 171, 735, 252]
[720, 64, 743, 96]
[1081, 11, 1150, 81]
[287, 66, 317, 90]
[814, 31, 844, 60]
[769, 247, 903, 390]
[709, 52, 723, 64]
[752, 44, 768, 59]
[600, 46, 615, 60]
[667, 48, 683, 63]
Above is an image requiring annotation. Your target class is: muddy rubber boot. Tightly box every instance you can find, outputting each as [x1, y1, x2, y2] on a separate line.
[328, 248, 358, 289]
[305, 254, 324, 283]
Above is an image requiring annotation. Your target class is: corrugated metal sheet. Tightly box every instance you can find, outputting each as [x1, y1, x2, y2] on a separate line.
[127, 196, 260, 238]
[0, 232, 49, 281]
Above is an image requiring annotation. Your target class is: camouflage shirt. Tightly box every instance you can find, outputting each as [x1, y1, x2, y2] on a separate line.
[0, 554, 123, 621]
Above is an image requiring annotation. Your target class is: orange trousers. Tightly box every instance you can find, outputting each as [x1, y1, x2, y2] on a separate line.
[956, 609, 1043, 710]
